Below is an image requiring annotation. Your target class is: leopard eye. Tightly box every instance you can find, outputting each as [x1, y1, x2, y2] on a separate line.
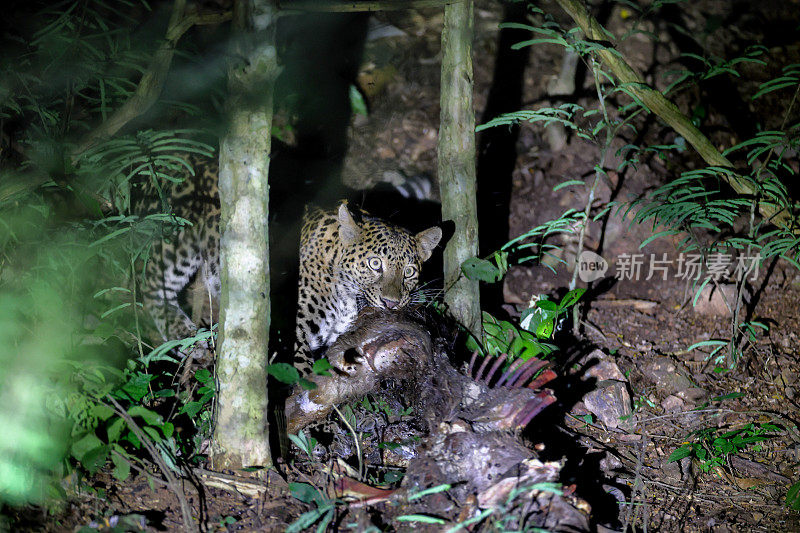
[404, 265, 417, 278]
[367, 257, 382, 271]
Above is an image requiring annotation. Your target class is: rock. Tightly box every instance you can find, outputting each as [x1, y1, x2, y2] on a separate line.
[577, 350, 632, 429]
[642, 356, 696, 395]
[676, 387, 708, 403]
[780, 368, 798, 400]
[643, 357, 707, 405]
[661, 456, 682, 479]
[578, 349, 628, 380]
[582, 381, 632, 429]
[582, 349, 627, 382]
[693, 283, 744, 316]
[599, 453, 623, 473]
[661, 394, 684, 411]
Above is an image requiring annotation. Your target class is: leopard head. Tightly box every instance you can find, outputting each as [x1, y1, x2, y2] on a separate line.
[335, 203, 442, 310]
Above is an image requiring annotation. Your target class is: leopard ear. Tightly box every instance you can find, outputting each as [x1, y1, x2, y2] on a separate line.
[415, 226, 442, 261]
[338, 203, 361, 246]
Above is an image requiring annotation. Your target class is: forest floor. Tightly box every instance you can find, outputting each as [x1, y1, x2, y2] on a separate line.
[11, 0, 800, 531]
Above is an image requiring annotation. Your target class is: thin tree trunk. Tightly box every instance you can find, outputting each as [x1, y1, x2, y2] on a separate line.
[438, 0, 481, 338]
[212, 0, 277, 471]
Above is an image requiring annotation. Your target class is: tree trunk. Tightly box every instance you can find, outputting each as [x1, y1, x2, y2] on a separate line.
[438, 0, 481, 338]
[212, 0, 277, 471]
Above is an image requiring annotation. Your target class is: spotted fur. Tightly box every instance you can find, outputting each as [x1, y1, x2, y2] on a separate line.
[139, 156, 220, 360]
[295, 203, 441, 374]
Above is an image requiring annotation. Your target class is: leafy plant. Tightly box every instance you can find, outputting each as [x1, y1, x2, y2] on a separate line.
[480, 3, 800, 371]
[667, 422, 781, 473]
[787, 480, 800, 511]
[464, 290, 584, 361]
[287, 482, 336, 533]
[288, 430, 318, 459]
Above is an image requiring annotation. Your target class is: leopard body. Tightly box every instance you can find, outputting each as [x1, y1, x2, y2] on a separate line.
[139, 156, 220, 360]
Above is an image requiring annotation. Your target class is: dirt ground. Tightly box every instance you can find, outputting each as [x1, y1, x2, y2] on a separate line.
[12, 0, 800, 531]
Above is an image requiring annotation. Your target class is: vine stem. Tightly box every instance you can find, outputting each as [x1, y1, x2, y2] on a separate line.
[333, 405, 364, 482]
[569, 57, 612, 335]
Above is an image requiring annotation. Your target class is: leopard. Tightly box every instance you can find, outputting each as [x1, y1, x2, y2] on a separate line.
[138, 155, 442, 373]
[294, 202, 441, 375]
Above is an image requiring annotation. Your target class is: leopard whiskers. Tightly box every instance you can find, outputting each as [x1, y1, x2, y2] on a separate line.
[410, 280, 443, 305]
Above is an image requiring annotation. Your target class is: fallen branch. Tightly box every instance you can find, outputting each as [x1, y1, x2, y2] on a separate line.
[0, 0, 232, 206]
[74, 1, 231, 155]
[553, 0, 797, 232]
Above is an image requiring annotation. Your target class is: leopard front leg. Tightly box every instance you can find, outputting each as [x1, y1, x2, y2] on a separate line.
[141, 235, 213, 361]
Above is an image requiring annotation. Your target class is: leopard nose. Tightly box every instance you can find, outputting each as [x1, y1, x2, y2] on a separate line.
[381, 297, 399, 309]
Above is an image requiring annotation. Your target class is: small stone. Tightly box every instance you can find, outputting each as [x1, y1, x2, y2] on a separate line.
[583, 349, 627, 382]
[582, 381, 632, 429]
[376, 146, 396, 159]
[642, 356, 698, 395]
[599, 453, 623, 472]
[661, 457, 681, 479]
[693, 284, 744, 316]
[676, 387, 708, 404]
[661, 395, 684, 411]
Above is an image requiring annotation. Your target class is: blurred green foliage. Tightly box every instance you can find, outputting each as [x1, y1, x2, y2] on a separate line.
[0, 198, 126, 504]
[0, 0, 221, 512]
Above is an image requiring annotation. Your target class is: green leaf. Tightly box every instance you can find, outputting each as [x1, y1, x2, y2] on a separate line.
[461, 257, 503, 283]
[384, 471, 404, 483]
[161, 422, 174, 439]
[107, 417, 125, 443]
[91, 403, 115, 421]
[267, 363, 300, 385]
[180, 401, 203, 418]
[534, 319, 554, 339]
[289, 482, 324, 504]
[111, 452, 131, 481]
[396, 514, 446, 525]
[299, 378, 317, 390]
[465, 335, 482, 354]
[686, 339, 727, 351]
[286, 506, 331, 533]
[142, 426, 161, 443]
[194, 368, 212, 383]
[559, 288, 585, 309]
[71, 433, 104, 462]
[349, 84, 368, 116]
[786, 481, 800, 510]
[119, 373, 155, 402]
[80, 444, 110, 474]
[667, 445, 693, 463]
[553, 179, 585, 192]
[312, 358, 332, 376]
[408, 483, 451, 501]
[712, 392, 744, 402]
[288, 432, 317, 456]
[536, 300, 558, 312]
[127, 406, 163, 426]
